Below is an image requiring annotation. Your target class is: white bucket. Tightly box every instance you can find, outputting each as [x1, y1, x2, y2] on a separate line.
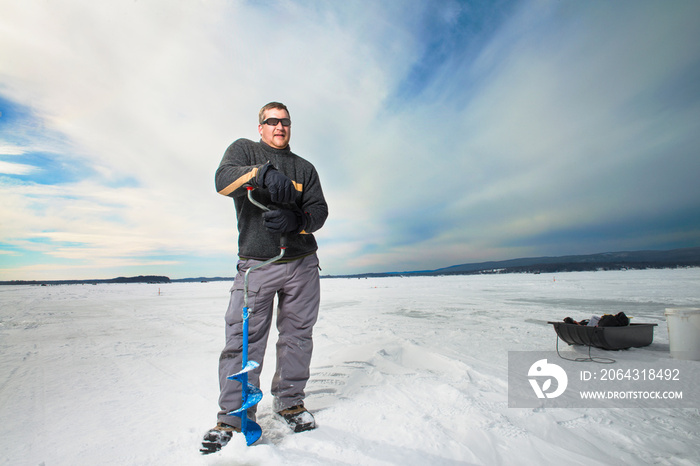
[664, 308, 700, 361]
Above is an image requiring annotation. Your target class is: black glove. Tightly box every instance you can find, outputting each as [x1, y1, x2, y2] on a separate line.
[260, 165, 295, 204]
[263, 208, 301, 233]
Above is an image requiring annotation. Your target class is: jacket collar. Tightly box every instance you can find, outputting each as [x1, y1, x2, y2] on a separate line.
[259, 139, 291, 154]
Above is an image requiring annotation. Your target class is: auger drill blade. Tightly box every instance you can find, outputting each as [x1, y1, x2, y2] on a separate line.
[227, 360, 263, 445]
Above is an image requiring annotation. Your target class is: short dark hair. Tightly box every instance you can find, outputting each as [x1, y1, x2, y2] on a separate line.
[259, 102, 290, 124]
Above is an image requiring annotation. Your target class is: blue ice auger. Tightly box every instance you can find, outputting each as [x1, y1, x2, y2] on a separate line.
[226, 187, 286, 446]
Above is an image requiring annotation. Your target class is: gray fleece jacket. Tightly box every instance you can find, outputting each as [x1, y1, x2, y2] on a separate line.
[215, 138, 328, 261]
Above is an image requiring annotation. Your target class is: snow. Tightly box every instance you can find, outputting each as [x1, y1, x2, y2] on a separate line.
[1, 268, 699, 465]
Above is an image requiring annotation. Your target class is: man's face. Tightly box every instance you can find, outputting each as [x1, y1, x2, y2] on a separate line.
[258, 108, 291, 149]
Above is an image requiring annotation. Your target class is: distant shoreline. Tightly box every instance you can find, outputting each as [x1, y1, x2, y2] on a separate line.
[323, 263, 700, 280]
[0, 275, 171, 286]
[2, 247, 699, 286]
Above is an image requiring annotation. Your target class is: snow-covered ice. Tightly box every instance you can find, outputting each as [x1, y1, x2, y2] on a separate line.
[1, 268, 699, 465]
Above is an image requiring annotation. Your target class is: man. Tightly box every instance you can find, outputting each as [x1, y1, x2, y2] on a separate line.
[201, 102, 328, 454]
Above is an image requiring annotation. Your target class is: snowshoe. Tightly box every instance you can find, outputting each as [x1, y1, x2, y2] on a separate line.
[200, 422, 240, 454]
[277, 405, 316, 433]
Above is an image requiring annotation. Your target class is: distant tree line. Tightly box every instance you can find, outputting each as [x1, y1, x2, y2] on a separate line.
[456, 261, 700, 276]
[0, 275, 171, 286]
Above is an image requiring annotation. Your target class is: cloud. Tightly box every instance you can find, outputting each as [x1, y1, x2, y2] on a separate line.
[360, 0, 700, 265]
[1, 0, 699, 279]
[0, 161, 36, 175]
[0, 144, 26, 156]
[0, 0, 427, 278]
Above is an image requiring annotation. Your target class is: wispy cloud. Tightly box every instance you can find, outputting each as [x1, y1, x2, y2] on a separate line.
[0, 144, 26, 156]
[0, 161, 36, 175]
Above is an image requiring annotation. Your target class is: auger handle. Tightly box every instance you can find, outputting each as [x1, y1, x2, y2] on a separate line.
[246, 186, 269, 212]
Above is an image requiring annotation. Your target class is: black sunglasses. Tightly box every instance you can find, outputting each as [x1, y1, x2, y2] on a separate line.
[262, 118, 291, 127]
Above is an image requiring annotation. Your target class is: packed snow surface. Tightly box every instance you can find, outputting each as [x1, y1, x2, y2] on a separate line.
[1, 268, 699, 465]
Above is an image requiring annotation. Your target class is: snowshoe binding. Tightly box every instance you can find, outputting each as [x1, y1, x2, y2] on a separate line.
[200, 422, 240, 455]
[277, 405, 316, 433]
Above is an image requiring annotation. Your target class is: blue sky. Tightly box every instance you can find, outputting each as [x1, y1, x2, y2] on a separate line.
[1, 0, 699, 280]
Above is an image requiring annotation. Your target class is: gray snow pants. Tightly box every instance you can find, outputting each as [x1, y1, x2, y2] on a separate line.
[217, 253, 320, 427]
